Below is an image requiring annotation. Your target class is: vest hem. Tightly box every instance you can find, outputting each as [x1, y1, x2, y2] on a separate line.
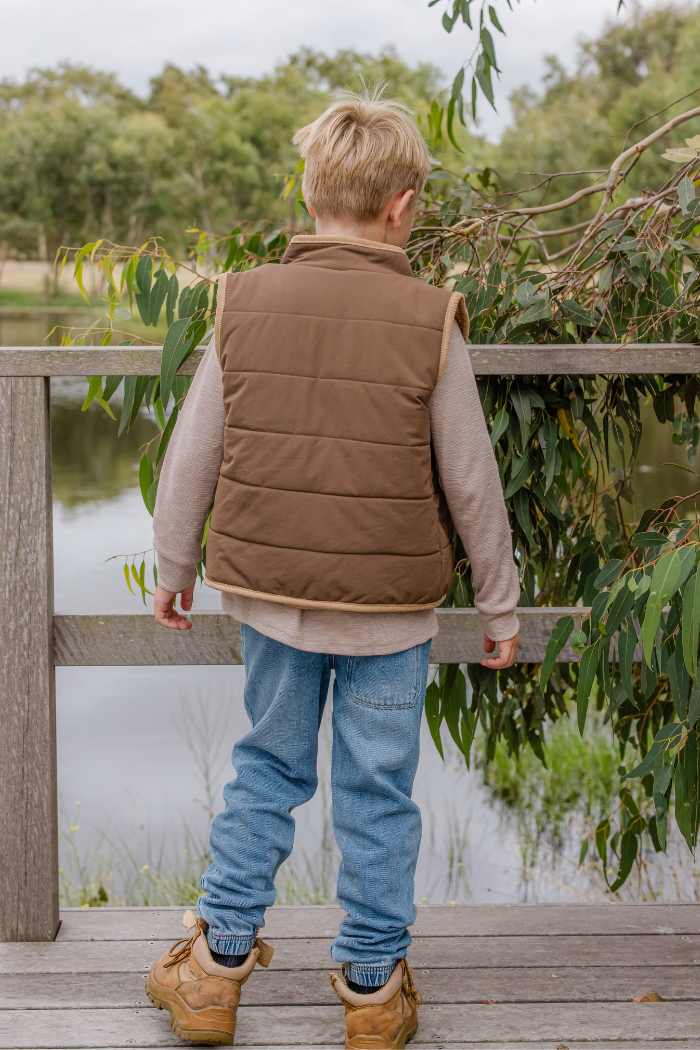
[203, 577, 446, 612]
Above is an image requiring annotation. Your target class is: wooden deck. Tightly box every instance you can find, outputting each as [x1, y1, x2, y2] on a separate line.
[1, 904, 699, 1049]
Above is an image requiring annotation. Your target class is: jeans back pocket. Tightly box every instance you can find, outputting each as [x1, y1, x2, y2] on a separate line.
[346, 646, 422, 709]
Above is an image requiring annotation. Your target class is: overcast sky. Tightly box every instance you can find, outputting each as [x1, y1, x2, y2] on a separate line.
[1, 0, 669, 139]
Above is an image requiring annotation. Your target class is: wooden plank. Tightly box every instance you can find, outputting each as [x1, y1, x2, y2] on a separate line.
[4, 934, 700, 973]
[2, 965, 697, 1010]
[53, 608, 592, 666]
[17, 1041, 696, 1050]
[430, 607, 638, 665]
[8, 1041, 692, 1050]
[0, 378, 58, 943]
[53, 613, 242, 667]
[56, 902, 700, 941]
[467, 342, 700, 376]
[235, 1001, 700, 1047]
[2, 1002, 699, 1048]
[0, 346, 205, 378]
[2, 343, 700, 377]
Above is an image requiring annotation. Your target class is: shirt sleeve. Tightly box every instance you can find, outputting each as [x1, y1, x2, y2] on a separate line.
[429, 321, 521, 641]
[152, 338, 225, 592]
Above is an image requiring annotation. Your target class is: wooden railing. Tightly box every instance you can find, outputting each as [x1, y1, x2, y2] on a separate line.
[1, 343, 697, 943]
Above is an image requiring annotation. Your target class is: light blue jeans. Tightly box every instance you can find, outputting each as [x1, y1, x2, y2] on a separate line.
[198, 624, 431, 986]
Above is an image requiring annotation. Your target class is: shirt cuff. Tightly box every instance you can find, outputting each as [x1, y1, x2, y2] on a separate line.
[155, 552, 199, 593]
[479, 612, 520, 643]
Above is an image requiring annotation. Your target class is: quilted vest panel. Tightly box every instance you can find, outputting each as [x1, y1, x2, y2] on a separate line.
[204, 235, 468, 611]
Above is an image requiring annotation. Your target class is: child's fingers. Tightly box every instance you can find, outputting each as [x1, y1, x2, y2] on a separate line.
[180, 586, 195, 611]
[155, 608, 192, 630]
[154, 597, 192, 630]
[480, 635, 519, 668]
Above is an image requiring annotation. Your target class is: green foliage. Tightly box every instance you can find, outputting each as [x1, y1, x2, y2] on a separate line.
[428, 0, 518, 125]
[406, 8, 700, 885]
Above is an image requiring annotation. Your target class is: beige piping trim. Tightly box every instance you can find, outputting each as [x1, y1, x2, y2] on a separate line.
[204, 576, 446, 612]
[214, 272, 228, 364]
[290, 234, 407, 256]
[437, 292, 470, 384]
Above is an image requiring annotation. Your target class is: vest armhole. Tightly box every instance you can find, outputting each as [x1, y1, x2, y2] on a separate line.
[437, 292, 470, 385]
[214, 272, 228, 366]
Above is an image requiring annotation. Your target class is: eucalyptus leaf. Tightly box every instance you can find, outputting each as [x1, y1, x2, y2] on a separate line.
[138, 453, 153, 508]
[160, 318, 195, 409]
[539, 615, 575, 691]
[683, 568, 700, 676]
[424, 682, 444, 760]
[624, 722, 684, 780]
[577, 643, 599, 736]
[689, 676, 700, 729]
[594, 560, 623, 591]
[643, 550, 682, 667]
[675, 730, 700, 851]
[490, 407, 509, 446]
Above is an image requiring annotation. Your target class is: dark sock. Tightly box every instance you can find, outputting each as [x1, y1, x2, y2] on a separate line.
[210, 949, 249, 968]
[346, 977, 387, 995]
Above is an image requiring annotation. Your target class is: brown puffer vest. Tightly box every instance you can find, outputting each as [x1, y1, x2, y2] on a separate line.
[204, 235, 469, 612]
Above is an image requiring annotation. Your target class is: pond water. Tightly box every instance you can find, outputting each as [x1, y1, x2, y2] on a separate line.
[7, 312, 698, 907]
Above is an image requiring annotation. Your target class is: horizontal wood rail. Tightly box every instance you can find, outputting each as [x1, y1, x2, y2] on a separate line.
[53, 607, 595, 666]
[1, 342, 699, 375]
[0, 342, 694, 942]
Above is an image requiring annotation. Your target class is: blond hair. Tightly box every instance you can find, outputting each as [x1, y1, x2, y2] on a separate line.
[293, 89, 431, 223]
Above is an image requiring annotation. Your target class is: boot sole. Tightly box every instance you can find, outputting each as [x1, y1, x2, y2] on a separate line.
[345, 1015, 418, 1049]
[146, 977, 235, 1046]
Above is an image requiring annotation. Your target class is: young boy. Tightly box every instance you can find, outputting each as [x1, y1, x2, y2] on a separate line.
[146, 91, 520, 1048]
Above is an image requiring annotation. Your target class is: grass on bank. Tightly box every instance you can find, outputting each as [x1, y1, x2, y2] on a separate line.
[483, 712, 700, 902]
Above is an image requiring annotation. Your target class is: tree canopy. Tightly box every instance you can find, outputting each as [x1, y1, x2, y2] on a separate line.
[0, 50, 452, 259]
[494, 4, 700, 232]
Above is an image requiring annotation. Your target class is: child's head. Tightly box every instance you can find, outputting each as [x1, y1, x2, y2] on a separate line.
[293, 89, 430, 226]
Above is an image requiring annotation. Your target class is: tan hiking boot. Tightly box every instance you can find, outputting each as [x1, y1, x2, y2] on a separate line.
[146, 910, 274, 1045]
[330, 959, 422, 1049]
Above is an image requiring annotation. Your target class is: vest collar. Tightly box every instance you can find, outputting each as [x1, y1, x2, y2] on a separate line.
[282, 234, 413, 277]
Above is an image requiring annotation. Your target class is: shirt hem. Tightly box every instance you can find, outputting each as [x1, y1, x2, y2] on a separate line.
[223, 594, 439, 656]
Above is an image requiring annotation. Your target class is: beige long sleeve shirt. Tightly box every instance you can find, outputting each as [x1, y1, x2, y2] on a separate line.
[153, 322, 520, 656]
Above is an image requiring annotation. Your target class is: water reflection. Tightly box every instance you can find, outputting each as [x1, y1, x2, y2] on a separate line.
[0, 305, 168, 349]
[0, 308, 98, 347]
[628, 403, 698, 514]
[52, 397, 158, 508]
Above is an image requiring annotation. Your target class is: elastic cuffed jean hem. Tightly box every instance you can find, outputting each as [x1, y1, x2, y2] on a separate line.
[343, 961, 400, 987]
[206, 932, 256, 957]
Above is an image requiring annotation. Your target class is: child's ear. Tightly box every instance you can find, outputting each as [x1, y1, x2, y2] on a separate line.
[301, 183, 316, 219]
[389, 190, 415, 229]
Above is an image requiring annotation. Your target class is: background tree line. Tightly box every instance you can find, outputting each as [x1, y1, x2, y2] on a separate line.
[2, 3, 700, 265]
[0, 49, 448, 261]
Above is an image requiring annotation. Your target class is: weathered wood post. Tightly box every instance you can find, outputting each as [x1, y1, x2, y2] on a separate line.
[0, 376, 58, 942]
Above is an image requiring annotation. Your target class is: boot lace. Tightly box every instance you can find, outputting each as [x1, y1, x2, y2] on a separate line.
[401, 959, 422, 1009]
[164, 922, 202, 969]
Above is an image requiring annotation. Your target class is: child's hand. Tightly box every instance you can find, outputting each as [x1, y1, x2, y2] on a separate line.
[481, 631, 519, 668]
[154, 582, 195, 630]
